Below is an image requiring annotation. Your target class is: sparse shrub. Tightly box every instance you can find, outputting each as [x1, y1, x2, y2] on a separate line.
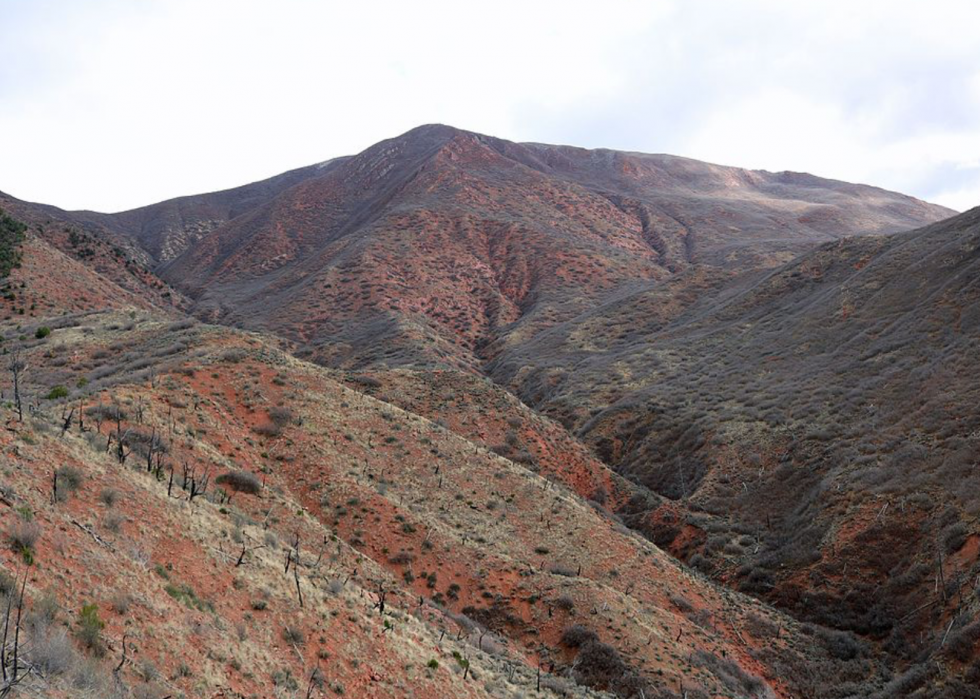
[99, 488, 120, 507]
[54, 465, 84, 500]
[948, 620, 980, 662]
[110, 593, 132, 615]
[46, 385, 69, 400]
[944, 522, 969, 554]
[136, 660, 159, 682]
[165, 582, 213, 612]
[76, 603, 105, 655]
[692, 649, 764, 696]
[219, 348, 248, 363]
[8, 519, 41, 561]
[282, 624, 305, 645]
[0, 569, 15, 596]
[553, 594, 575, 611]
[30, 592, 60, 628]
[31, 627, 76, 675]
[103, 513, 125, 533]
[268, 406, 294, 426]
[35, 326, 51, 339]
[272, 667, 299, 690]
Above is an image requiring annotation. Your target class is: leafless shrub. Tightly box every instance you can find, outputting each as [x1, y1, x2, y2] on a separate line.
[54, 465, 85, 501]
[220, 348, 248, 363]
[572, 639, 649, 697]
[553, 594, 575, 611]
[30, 627, 76, 675]
[0, 569, 16, 596]
[110, 592, 132, 615]
[948, 620, 980, 662]
[215, 470, 262, 495]
[669, 594, 694, 614]
[252, 422, 283, 438]
[99, 488, 120, 507]
[103, 513, 125, 534]
[561, 624, 598, 648]
[388, 551, 415, 565]
[8, 519, 41, 552]
[268, 406, 295, 426]
[85, 404, 126, 422]
[349, 375, 381, 389]
[282, 624, 305, 645]
[693, 649, 765, 696]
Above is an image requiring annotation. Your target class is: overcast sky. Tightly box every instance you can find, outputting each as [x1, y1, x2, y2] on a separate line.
[1, 0, 978, 213]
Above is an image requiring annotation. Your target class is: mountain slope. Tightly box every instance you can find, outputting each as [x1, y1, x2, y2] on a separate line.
[137, 125, 952, 371]
[489, 207, 980, 681]
[71, 160, 345, 265]
[0, 194, 188, 313]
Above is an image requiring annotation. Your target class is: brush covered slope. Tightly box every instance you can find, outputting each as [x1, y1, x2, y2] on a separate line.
[0, 308, 886, 699]
[0, 196, 187, 315]
[134, 125, 950, 370]
[491, 207, 980, 694]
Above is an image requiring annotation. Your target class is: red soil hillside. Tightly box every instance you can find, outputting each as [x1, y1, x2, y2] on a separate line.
[0, 194, 188, 313]
[0, 308, 873, 698]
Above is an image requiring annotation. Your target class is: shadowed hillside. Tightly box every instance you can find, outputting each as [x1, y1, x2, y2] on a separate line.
[490, 207, 980, 694]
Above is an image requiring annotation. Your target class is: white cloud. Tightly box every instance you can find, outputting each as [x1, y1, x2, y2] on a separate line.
[0, 0, 978, 212]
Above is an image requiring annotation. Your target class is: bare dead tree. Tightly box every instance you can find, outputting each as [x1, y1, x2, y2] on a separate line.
[114, 632, 129, 674]
[60, 405, 75, 437]
[306, 666, 322, 699]
[188, 464, 211, 502]
[10, 569, 27, 684]
[235, 538, 266, 567]
[293, 563, 304, 608]
[6, 351, 26, 423]
[373, 583, 387, 616]
[0, 575, 14, 682]
[144, 425, 166, 474]
[106, 406, 131, 464]
[93, 397, 105, 433]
